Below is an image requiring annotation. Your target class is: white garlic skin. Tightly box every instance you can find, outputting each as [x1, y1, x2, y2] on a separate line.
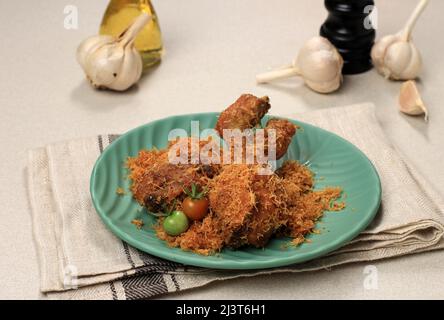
[371, 34, 422, 80]
[385, 41, 422, 80]
[77, 35, 114, 70]
[77, 35, 143, 91]
[295, 37, 343, 93]
[76, 13, 151, 92]
[371, 35, 398, 75]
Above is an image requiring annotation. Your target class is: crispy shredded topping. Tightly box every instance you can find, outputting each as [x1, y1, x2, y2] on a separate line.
[131, 219, 144, 229]
[127, 138, 345, 255]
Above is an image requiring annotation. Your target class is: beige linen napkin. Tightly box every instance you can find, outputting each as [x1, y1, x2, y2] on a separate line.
[27, 103, 444, 300]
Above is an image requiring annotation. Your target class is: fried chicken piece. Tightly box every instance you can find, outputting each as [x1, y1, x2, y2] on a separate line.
[127, 138, 220, 212]
[131, 161, 201, 210]
[264, 119, 298, 160]
[232, 118, 297, 164]
[229, 174, 289, 248]
[215, 95, 297, 161]
[208, 165, 256, 245]
[215, 94, 270, 136]
[234, 161, 313, 248]
[247, 175, 289, 247]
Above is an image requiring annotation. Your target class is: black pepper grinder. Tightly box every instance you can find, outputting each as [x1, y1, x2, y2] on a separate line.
[320, 0, 376, 74]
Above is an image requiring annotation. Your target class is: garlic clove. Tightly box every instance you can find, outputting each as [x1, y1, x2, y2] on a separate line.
[371, 34, 399, 78]
[109, 45, 143, 91]
[399, 80, 428, 121]
[401, 44, 422, 79]
[87, 44, 127, 88]
[77, 36, 114, 72]
[384, 41, 422, 80]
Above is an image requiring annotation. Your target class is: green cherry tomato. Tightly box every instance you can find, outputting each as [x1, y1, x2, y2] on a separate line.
[163, 211, 189, 236]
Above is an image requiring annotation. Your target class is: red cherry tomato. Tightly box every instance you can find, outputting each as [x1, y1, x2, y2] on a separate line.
[182, 197, 209, 221]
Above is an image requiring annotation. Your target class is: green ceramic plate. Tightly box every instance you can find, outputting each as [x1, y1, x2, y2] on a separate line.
[90, 113, 381, 269]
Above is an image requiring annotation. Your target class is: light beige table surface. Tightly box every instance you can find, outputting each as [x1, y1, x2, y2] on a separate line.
[1, 0, 443, 299]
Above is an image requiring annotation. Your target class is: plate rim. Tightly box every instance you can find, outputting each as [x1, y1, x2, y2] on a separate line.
[90, 112, 382, 270]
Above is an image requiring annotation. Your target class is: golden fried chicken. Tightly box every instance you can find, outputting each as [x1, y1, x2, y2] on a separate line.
[216, 94, 297, 161]
[230, 174, 289, 248]
[208, 165, 256, 245]
[215, 94, 270, 136]
[127, 139, 219, 212]
[206, 95, 300, 248]
[264, 119, 298, 160]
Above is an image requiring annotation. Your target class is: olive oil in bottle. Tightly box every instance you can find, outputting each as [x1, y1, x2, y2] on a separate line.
[100, 0, 163, 69]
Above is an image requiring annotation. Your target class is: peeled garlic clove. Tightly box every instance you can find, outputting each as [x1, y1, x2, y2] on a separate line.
[256, 36, 343, 94]
[399, 80, 428, 121]
[76, 13, 150, 91]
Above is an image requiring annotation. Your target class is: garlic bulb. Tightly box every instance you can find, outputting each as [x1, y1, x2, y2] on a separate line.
[256, 36, 343, 94]
[77, 13, 151, 91]
[371, 0, 429, 80]
[399, 80, 428, 121]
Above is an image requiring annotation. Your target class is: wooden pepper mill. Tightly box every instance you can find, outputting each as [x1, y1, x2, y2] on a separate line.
[320, 0, 376, 74]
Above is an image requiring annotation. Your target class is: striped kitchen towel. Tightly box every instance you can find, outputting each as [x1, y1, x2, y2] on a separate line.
[27, 103, 444, 300]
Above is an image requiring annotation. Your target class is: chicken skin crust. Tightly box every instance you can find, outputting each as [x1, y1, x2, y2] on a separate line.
[215, 94, 297, 161]
[215, 94, 270, 136]
[264, 118, 298, 160]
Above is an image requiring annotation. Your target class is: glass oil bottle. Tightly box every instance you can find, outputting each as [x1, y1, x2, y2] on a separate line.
[100, 0, 163, 70]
